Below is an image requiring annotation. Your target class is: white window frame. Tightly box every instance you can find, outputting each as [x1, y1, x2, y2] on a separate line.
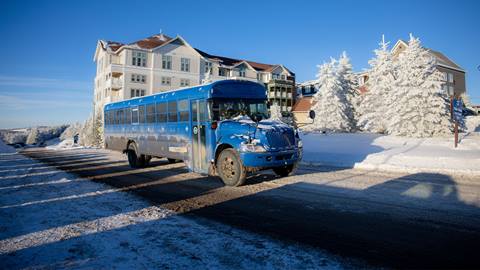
[162, 55, 172, 70]
[180, 79, 190, 87]
[132, 51, 147, 67]
[181, 58, 190, 72]
[161, 76, 171, 86]
[448, 73, 454, 83]
[239, 69, 246, 77]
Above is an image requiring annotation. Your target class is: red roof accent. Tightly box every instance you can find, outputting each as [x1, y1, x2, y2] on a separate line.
[292, 97, 316, 112]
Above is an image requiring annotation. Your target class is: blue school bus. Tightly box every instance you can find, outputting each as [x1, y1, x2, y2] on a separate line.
[104, 79, 302, 186]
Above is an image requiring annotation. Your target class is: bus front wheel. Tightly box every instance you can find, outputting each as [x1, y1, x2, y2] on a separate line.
[217, 149, 246, 187]
[273, 164, 297, 177]
[127, 144, 146, 168]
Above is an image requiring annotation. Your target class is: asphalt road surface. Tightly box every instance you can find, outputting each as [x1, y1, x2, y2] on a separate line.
[21, 148, 480, 269]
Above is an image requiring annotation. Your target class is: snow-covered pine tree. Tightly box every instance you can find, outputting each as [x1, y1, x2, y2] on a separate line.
[269, 103, 282, 122]
[357, 35, 397, 133]
[310, 59, 353, 132]
[336, 51, 357, 126]
[26, 127, 39, 145]
[386, 34, 453, 137]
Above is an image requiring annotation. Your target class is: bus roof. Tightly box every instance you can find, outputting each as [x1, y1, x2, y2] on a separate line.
[104, 79, 266, 110]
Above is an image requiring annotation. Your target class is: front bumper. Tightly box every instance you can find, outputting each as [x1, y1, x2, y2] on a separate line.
[240, 148, 302, 168]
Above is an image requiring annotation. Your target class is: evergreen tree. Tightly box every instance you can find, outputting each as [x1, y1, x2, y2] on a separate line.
[269, 103, 282, 122]
[357, 35, 396, 133]
[309, 59, 353, 132]
[386, 34, 452, 137]
[336, 51, 357, 127]
[26, 127, 39, 145]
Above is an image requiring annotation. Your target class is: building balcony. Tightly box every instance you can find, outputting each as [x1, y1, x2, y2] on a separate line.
[106, 78, 123, 89]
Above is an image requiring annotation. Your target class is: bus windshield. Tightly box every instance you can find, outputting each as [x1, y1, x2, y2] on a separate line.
[211, 99, 269, 121]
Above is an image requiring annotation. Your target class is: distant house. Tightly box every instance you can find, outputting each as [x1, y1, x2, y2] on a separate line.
[357, 39, 467, 97]
[93, 33, 296, 114]
[291, 96, 316, 125]
[296, 80, 319, 97]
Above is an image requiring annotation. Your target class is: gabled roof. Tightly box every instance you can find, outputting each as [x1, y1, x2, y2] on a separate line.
[195, 48, 295, 75]
[292, 96, 316, 112]
[130, 33, 173, 49]
[95, 33, 295, 75]
[391, 39, 464, 72]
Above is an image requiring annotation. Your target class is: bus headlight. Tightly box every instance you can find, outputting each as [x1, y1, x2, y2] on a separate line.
[297, 139, 303, 148]
[240, 143, 267, 153]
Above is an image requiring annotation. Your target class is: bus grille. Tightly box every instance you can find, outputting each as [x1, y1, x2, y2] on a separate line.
[266, 129, 295, 149]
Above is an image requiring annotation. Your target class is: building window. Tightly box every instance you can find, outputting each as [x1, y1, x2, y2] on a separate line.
[162, 55, 172, 69]
[131, 89, 146, 97]
[181, 58, 190, 72]
[448, 73, 454, 83]
[161, 77, 171, 86]
[448, 85, 454, 94]
[180, 79, 190, 87]
[281, 74, 286, 80]
[131, 74, 146, 83]
[132, 51, 146, 67]
[239, 69, 246, 77]
[218, 68, 227, 77]
[205, 62, 213, 74]
[442, 72, 448, 81]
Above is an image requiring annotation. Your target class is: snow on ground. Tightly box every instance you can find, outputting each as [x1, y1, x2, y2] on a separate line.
[0, 149, 354, 269]
[45, 138, 88, 150]
[301, 116, 480, 176]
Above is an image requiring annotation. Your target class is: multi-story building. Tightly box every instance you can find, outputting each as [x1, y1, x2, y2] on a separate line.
[357, 39, 467, 97]
[93, 33, 295, 114]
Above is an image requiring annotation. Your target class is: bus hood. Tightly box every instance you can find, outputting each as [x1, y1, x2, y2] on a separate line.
[218, 117, 296, 151]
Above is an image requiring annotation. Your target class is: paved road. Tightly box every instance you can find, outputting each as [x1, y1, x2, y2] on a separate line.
[21, 148, 480, 269]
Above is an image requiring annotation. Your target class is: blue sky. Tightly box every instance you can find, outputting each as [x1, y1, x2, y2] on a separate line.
[0, 0, 478, 128]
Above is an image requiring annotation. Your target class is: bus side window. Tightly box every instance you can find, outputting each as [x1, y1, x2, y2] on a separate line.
[178, 99, 189, 122]
[199, 100, 207, 121]
[119, 109, 125, 124]
[132, 107, 139, 124]
[146, 104, 156, 123]
[139, 105, 146, 124]
[116, 110, 121, 125]
[125, 107, 132, 124]
[111, 110, 116, 125]
[168, 101, 177, 122]
[104, 111, 109, 125]
[156, 102, 167, 122]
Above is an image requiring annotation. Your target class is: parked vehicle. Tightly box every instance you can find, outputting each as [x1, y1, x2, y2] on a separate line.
[104, 80, 302, 186]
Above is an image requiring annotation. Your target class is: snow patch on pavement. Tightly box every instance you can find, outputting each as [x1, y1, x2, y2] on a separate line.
[0, 150, 355, 269]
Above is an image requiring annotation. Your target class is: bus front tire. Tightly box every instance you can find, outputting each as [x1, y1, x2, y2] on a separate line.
[273, 164, 297, 177]
[217, 149, 246, 187]
[127, 145, 147, 168]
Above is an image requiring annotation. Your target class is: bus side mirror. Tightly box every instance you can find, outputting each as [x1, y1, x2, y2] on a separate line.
[309, 110, 316, 120]
[252, 113, 263, 123]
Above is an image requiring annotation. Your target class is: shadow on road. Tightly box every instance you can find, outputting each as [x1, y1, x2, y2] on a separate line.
[3, 148, 479, 269]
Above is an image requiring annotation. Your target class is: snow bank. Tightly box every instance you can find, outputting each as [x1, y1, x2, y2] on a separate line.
[46, 138, 88, 150]
[301, 124, 480, 176]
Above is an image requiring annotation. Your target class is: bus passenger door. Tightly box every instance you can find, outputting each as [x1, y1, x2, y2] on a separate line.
[191, 99, 207, 173]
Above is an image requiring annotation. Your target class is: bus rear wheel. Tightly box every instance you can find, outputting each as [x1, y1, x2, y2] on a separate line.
[217, 149, 246, 187]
